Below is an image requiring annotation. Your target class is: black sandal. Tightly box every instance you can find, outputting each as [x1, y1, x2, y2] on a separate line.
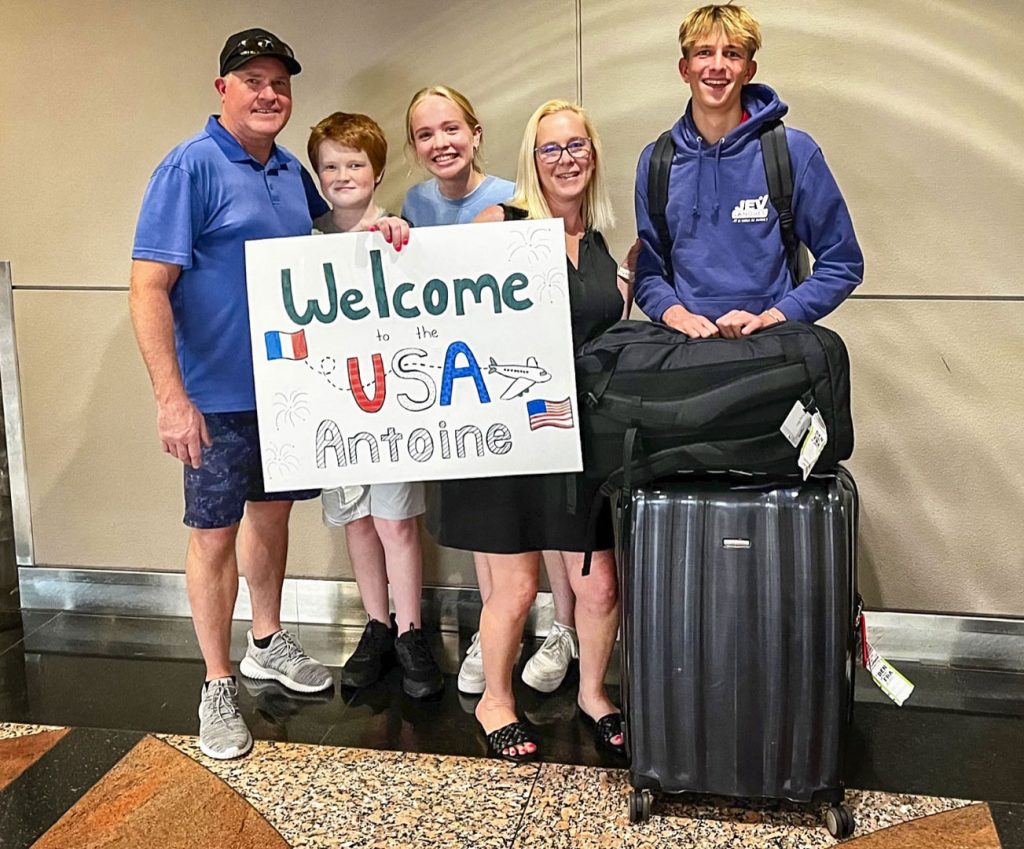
[582, 711, 626, 756]
[485, 720, 540, 764]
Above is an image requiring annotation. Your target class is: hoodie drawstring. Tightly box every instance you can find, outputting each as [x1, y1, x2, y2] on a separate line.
[692, 144, 704, 219]
[692, 139, 723, 218]
[711, 141, 723, 217]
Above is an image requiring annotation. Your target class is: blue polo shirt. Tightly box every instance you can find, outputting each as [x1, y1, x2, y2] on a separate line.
[132, 115, 328, 413]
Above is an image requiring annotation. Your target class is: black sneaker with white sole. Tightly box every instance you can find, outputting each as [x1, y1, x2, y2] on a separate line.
[394, 624, 444, 698]
[340, 617, 395, 688]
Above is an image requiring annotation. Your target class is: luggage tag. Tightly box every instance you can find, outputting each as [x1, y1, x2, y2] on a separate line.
[780, 399, 813, 447]
[859, 613, 915, 707]
[798, 411, 827, 480]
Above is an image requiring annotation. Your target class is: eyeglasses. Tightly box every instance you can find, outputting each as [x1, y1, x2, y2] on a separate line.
[228, 37, 294, 63]
[534, 137, 593, 164]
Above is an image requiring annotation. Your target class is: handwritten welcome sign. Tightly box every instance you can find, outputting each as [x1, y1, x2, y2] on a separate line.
[245, 220, 582, 491]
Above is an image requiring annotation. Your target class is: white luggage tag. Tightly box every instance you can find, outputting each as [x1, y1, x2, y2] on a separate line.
[859, 613, 915, 707]
[780, 399, 813, 447]
[798, 411, 827, 480]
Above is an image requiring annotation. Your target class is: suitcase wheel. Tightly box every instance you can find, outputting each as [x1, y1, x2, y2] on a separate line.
[627, 789, 653, 824]
[825, 804, 855, 839]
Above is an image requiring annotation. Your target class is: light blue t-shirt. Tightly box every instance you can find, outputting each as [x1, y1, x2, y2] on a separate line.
[132, 116, 328, 413]
[401, 174, 515, 227]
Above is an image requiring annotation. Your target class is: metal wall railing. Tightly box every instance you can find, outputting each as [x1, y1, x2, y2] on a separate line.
[0, 352, 15, 593]
[0, 261, 30, 591]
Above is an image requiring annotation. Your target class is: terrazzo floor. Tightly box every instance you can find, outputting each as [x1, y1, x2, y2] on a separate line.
[0, 721, 1006, 848]
[1, 610, 1022, 848]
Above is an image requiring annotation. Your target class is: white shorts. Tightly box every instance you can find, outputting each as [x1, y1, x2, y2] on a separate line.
[321, 481, 426, 526]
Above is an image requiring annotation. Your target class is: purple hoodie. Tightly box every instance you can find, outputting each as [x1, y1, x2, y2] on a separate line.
[634, 83, 864, 323]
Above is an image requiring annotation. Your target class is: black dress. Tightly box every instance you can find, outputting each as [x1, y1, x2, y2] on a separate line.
[433, 206, 623, 553]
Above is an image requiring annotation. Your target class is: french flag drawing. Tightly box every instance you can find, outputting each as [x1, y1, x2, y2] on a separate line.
[264, 329, 308, 361]
[527, 398, 574, 430]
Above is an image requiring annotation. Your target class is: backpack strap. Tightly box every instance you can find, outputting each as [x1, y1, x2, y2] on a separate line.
[499, 203, 529, 221]
[759, 120, 809, 285]
[647, 130, 676, 279]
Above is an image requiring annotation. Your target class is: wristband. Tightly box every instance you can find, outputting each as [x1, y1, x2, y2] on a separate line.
[617, 264, 634, 283]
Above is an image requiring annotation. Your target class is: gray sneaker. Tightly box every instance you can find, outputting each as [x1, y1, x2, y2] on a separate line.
[198, 677, 253, 760]
[239, 629, 333, 693]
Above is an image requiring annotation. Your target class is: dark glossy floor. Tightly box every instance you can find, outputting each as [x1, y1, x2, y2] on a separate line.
[1, 596, 1023, 847]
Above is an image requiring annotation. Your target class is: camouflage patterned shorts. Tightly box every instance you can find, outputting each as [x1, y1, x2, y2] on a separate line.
[183, 411, 318, 529]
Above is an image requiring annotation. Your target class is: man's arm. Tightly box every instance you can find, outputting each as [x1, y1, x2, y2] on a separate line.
[634, 146, 718, 337]
[773, 146, 864, 323]
[128, 259, 210, 468]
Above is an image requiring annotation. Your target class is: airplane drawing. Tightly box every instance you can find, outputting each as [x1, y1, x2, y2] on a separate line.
[487, 356, 553, 400]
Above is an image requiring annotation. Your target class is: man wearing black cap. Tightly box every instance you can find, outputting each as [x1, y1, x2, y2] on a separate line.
[129, 29, 332, 760]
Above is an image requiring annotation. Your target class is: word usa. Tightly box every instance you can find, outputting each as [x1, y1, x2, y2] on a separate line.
[336, 342, 495, 414]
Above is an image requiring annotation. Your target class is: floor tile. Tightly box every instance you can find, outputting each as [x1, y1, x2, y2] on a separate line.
[989, 802, 1024, 849]
[0, 722, 64, 740]
[6, 646, 341, 745]
[0, 727, 69, 790]
[32, 736, 287, 849]
[842, 803, 1001, 848]
[847, 702, 1024, 803]
[1, 610, 1023, 824]
[164, 735, 539, 849]
[0, 727, 142, 847]
[515, 762, 973, 848]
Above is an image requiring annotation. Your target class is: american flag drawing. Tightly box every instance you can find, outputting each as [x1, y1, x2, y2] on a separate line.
[527, 398, 574, 430]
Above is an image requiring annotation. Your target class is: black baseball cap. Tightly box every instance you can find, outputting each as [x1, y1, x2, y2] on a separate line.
[219, 28, 301, 76]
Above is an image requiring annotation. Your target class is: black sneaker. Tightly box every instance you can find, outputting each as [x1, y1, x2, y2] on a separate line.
[394, 624, 444, 698]
[340, 618, 395, 688]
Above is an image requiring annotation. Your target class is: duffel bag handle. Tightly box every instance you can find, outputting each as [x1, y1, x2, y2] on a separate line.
[599, 432, 795, 497]
[595, 361, 809, 430]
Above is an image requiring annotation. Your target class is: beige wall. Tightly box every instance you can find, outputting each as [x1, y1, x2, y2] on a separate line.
[3, 1, 1022, 614]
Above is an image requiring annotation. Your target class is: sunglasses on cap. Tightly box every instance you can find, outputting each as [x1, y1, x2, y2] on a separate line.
[219, 30, 301, 76]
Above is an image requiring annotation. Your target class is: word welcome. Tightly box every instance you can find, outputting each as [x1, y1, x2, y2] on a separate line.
[283, 250, 533, 326]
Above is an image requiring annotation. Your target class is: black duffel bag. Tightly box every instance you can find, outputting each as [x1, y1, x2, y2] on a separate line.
[575, 319, 854, 502]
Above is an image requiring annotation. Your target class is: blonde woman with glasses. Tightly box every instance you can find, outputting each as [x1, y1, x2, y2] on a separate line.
[434, 100, 633, 763]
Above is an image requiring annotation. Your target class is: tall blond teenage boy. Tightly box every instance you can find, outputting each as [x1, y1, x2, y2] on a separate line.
[634, 4, 863, 335]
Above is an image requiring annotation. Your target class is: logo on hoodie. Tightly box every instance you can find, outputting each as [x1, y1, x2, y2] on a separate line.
[731, 194, 770, 224]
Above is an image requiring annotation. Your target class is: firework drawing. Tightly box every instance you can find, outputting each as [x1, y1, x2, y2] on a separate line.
[507, 227, 552, 263]
[273, 390, 311, 430]
[536, 268, 567, 303]
[264, 443, 300, 480]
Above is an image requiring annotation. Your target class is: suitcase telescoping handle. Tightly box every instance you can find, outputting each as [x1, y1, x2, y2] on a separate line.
[594, 361, 809, 431]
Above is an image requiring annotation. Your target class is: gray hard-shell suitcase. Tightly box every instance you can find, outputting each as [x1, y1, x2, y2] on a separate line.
[617, 469, 860, 837]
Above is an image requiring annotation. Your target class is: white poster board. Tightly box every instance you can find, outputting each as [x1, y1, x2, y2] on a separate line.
[245, 220, 582, 491]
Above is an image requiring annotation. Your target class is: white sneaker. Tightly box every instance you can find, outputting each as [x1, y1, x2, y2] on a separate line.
[522, 622, 578, 693]
[457, 630, 524, 694]
[457, 631, 486, 694]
